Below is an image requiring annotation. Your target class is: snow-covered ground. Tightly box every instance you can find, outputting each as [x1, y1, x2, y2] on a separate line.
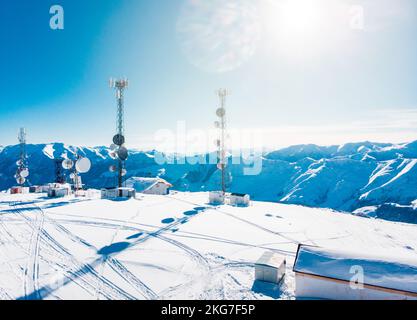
[1, 191, 417, 300]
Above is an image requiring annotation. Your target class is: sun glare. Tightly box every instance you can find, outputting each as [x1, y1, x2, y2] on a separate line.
[265, 0, 346, 58]
[279, 0, 325, 36]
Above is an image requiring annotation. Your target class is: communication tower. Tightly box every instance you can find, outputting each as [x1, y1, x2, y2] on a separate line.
[15, 128, 29, 186]
[109, 78, 129, 188]
[215, 89, 229, 194]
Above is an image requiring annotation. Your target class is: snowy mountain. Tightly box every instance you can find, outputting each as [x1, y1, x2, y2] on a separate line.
[1, 141, 416, 223]
[0, 191, 416, 300]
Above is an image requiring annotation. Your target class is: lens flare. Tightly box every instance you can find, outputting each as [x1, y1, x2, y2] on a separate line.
[177, 0, 261, 73]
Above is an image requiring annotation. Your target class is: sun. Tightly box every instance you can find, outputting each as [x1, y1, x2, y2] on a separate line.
[264, 0, 346, 58]
[280, 0, 325, 35]
[267, 0, 326, 39]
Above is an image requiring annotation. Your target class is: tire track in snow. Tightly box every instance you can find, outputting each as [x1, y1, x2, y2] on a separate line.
[106, 257, 157, 300]
[47, 213, 211, 299]
[48, 217, 158, 300]
[11, 202, 136, 300]
[21, 205, 44, 300]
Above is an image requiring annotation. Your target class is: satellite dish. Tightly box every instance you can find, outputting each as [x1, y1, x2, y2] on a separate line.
[109, 152, 117, 160]
[121, 169, 127, 177]
[70, 173, 75, 179]
[117, 147, 129, 161]
[109, 165, 117, 172]
[16, 177, 26, 185]
[110, 144, 117, 151]
[75, 158, 91, 174]
[62, 159, 74, 170]
[216, 108, 226, 117]
[16, 160, 23, 166]
[20, 169, 29, 178]
[113, 134, 125, 146]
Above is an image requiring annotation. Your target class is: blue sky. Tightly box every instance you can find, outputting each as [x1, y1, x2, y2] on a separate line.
[0, 0, 417, 151]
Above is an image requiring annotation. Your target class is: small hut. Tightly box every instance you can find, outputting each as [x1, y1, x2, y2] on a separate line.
[125, 177, 172, 195]
[209, 191, 225, 205]
[255, 251, 286, 284]
[47, 184, 72, 198]
[293, 244, 417, 300]
[229, 193, 250, 207]
[10, 186, 29, 194]
[29, 186, 43, 193]
[101, 187, 136, 199]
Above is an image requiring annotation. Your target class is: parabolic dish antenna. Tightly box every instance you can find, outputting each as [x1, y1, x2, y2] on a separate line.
[16, 160, 23, 166]
[113, 134, 125, 146]
[121, 169, 127, 177]
[216, 108, 226, 117]
[117, 147, 129, 161]
[75, 158, 91, 174]
[110, 144, 117, 151]
[20, 169, 29, 178]
[62, 159, 74, 170]
[69, 173, 75, 179]
[16, 177, 26, 185]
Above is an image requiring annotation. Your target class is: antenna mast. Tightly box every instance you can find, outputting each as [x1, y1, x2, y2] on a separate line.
[54, 158, 65, 184]
[109, 78, 129, 188]
[15, 128, 29, 186]
[216, 89, 229, 194]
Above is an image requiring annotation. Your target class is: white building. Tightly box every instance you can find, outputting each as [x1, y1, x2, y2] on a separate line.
[293, 244, 417, 300]
[11, 186, 30, 195]
[209, 191, 225, 205]
[29, 186, 43, 193]
[47, 183, 72, 198]
[125, 177, 172, 195]
[229, 193, 250, 207]
[255, 251, 286, 284]
[101, 187, 136, 199]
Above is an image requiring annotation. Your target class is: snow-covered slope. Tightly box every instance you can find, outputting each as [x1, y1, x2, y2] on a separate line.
[1, 141, 417, 223]
[0, 192, 416, 300]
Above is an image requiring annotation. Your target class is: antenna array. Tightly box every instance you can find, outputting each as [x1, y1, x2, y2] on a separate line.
[15, 128, 29, 186]
[109, 78, 129, 188]
[61, 148, 91, 191]
[215, 89, 229, 194]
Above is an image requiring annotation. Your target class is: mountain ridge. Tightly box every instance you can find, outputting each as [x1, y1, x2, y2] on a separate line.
[1, 140, 416, 223]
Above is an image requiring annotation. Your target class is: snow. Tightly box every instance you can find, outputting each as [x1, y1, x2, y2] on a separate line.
[2, 141, 417, 224]
[125, 177, 169, 193]
[294, 245, 417, 293]
[42, 144, 55, 160]
[1, 191, 417, 300]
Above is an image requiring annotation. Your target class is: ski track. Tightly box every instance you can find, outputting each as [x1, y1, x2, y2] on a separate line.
[50, 215, 158, 300]
[9, 202, 136, 300]
[20, 205, 44, 300]
[4, 196, 301, 300]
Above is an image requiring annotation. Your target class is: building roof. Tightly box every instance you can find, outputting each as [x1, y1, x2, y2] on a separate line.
[231, 193, 249, 197]
[125, 177, 172, 192]
[293, 244, 417, 294]
[256, 251, 286, 268]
